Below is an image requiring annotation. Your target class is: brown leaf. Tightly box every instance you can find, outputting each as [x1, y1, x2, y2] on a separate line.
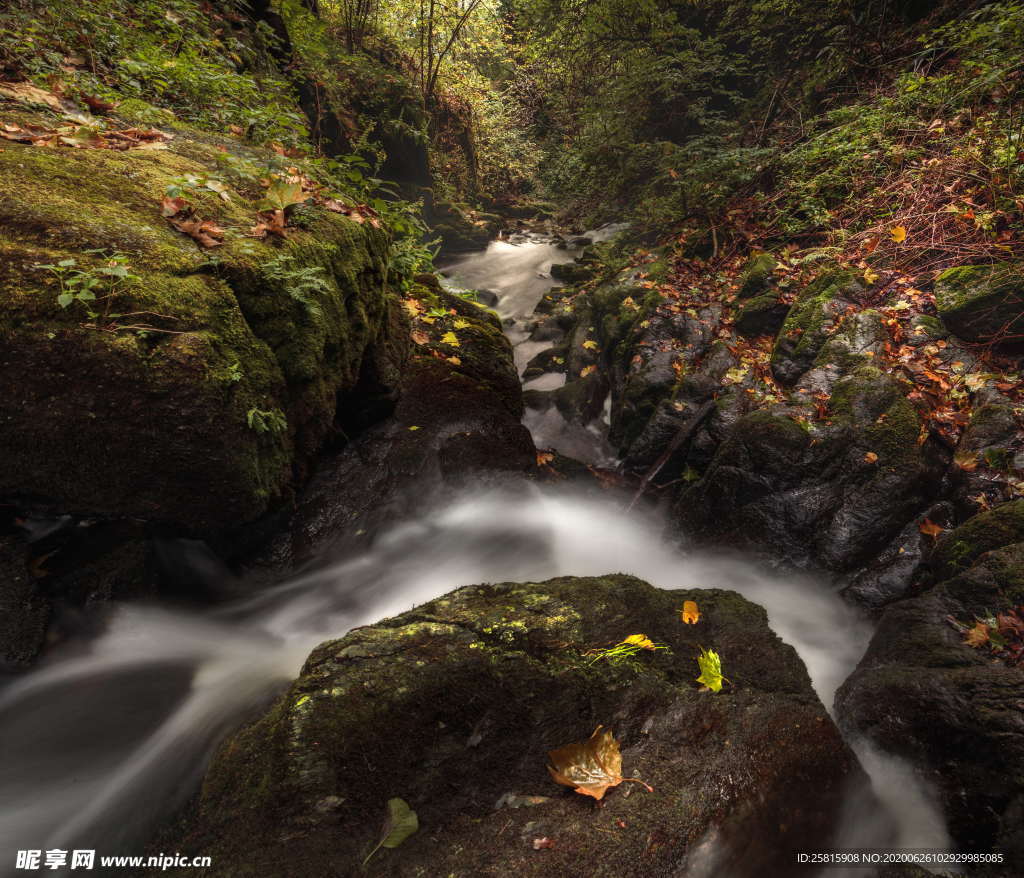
[532, 838, 555, 850]
[161, 196, 189, 217]
[81, 93, 117, 114]
[249, 209, 288, 239]
[168, 214, 224, 248]
[536, 451, 555, 467]
[997, 611, 1024, 639]
[0, 80, 63, 111]
[547, 725, 652, 801]
[864, 451, 879, 464]
[410, 330, 429, 345]
[963, 621, 990, 648]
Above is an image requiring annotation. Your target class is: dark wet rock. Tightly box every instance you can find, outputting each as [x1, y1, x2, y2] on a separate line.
[430, 200, 492, 253]
[522, 345, 568, 380]
[675, 368, 949, 572]
[521, 388, 554, 411]
[281, 289, 535, 564]
[737, 252, 778, 298]
[550, 261, 595, 284]
[734, 293, 790, 337]
[0, 534, 49, 669]
[840, 503, 953, 609]
[567, 235, 593, 248]
[771, 269, 868, 385]
[837, 541, 1024, 867]
[158, 575, 860, 878]
[552, 372, 608, 424]
[931, 500, 1024, 582]
[935, 263, 1024, 348]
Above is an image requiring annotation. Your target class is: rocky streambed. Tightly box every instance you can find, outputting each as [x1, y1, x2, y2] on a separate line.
[1, 218, 1021, 878]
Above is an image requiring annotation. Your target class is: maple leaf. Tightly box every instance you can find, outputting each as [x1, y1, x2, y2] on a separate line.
[440, 331, 460, 347]
[963, 621, 991, 648]
[919, 518, 944, 539]
[453, 318, 470, 329]
[547, 726, 651, 801]
[890, 225, 907, 243]
[582, 339, 598, 350]
[695, 646, 727, 692]
[168, 215, 224, 248]
[863, 268, 880, 285]
[680, 600, 700, 624]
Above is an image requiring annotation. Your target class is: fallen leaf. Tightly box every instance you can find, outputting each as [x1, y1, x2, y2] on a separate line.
[964, 621, 990, 648]
[362, 798, 418, 867]
[680, 600, 700, 625]
[532, 837, 555, 850]
[954, 450, 978, 472]
[410, 330, 429, 345]
[81, 93, 117, 114]
[161, 196, 189, 217]
[695, 646, 726, 692]
[548, 726, 650, 801]
[0, 80, 63, 111]
[453, 318, 470, 330]
[582, 339, 598, 350]
[536, 451, 555, 467]
[864, 451, 879, 464]
[622, 634, 656, 650]
[440, 331, 460, 347]
[168, 214, 224, 248]
[408, 425, 420, 431]
[890, 225, 907, 243]
[580, 365, 596, 377]
[446, 356, 461, 366]
[919, 518, 944, 539]
[258, 179, 307, 212]
[863, 268, 880, 285]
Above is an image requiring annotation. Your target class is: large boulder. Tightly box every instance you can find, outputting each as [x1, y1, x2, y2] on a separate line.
[156, 575, 860, 877]
[0, 128, 404, 534]
[675, 367, 948, 574]
[935, 263, 1024, 348]
[837, 539, 1024, 868]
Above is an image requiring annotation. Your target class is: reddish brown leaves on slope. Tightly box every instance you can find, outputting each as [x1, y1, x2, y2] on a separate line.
[162, 197, 223, 248]
[0, 121, 170, 151]
[547, 726, 652, 801]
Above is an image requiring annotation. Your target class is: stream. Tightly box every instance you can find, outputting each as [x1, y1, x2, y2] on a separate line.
[0, 228, 954, 875]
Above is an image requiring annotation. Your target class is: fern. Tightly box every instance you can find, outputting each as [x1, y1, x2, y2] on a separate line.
[263, 254, 332, 319]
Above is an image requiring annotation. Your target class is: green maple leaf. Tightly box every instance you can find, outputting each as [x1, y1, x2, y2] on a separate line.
[695, 646, 727, 693]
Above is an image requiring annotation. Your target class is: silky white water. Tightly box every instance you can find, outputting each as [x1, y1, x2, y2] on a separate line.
[0, 229, 953, 875]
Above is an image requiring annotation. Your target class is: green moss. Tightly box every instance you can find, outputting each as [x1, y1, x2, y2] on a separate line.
[934, 263, 1024, 345]
[0, 129, 401, 530]
[933, 501, 1024, 579]
[738, 252, 777, 298]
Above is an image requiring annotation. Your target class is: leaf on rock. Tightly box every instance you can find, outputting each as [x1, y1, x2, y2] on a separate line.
[953, 450, 978, 472]
[680, 600, 700, 624]
[440, 331, 460, 347]
[695, 646, 726, 693]
[864, 451, 879, 464]
[964, 621, 991, 648]
[362, 798, 418, 866]
[0, 80, 64, 110]
[582, 339, 598, 350]
[168, 214, 224, 248]
[258, 180, 307, 212]
[536, 451, 555, 467]
[161, 196, 189, 217]
[580, 365, 596, 377]
[919, 518, 944, 539]
[410, 330, 429, 345]
[547, 725, 634, 801]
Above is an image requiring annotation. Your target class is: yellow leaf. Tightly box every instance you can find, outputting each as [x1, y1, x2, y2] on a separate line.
[408, 425, 420, 431]
[680, 600, 700, 625]
[622, 634, 655, 650]
[863, 268, 880, 285]
[890, 225, 907, 243]
[695, 646, 726, 693]
[446, 356, 461, 366]
[453, 318, 470, 329]
[580, 365, 596, 377]
[582, 340, 598, 351]
[402, 298, 423, 318]
[440, 331, 460, 347]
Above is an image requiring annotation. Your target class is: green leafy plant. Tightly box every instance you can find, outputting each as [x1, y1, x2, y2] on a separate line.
[247, 407, 288, 434]
[263, 254, 332, 319]
[35, 252, 139, 316]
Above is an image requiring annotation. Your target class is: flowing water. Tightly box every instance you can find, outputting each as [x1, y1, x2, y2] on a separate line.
[0, 228, 953, 875]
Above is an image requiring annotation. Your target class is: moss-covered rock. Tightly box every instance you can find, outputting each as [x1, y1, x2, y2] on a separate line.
[771, 268, 866, 385]
[935, 263, 1024, 347]
[737, 252, 777, 298]
[152, 575, 858, 877]
[0, 130, 403, 533]
[837, 544, 1024, 866]
[733, 292, 790, 337]
[932, 500, 1024, 580]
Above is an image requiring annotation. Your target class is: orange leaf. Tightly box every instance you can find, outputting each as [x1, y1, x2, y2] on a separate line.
[536, 451, 555, 467]
[890, 226, 907, 244]
[864, 452, 879, 464]
[963, 621, 990, 648]
[547, 726, 650, 801]
[680, 600, 700, 625]
[919, 518, 944, 538]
